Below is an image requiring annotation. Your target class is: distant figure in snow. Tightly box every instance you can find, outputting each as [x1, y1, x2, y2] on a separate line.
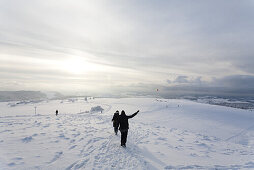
[118, 110, 139, 147]
[56, 110, 58, 116]
[112, 110, 120, 135]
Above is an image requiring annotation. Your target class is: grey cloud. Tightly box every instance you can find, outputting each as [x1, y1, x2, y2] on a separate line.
[212, 75, 254, 89]
[0, 0, 254, 95]
[162, 75, 254, 97]
[167, 76, 202, 85]
[173, 76, 189, 84]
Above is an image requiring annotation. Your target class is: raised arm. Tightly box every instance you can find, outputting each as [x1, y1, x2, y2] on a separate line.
[127, 110, 139, 119]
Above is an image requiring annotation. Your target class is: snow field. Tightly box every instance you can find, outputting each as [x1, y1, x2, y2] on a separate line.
[0, 98, 253, 169]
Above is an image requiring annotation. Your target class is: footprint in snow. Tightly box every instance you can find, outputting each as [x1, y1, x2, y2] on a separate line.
[12, 157, 23, 161]
[48, 151, 63, 164]
[58, 133, 69, 140]
[196, 143, 209, 148]
[69, 145, 77, 150]
[72, 133, 80, 137]
[50, 140, 59, 143]
[66, 158, 89, 170]
[8, 162, 16, 167]
[190, 153, 198, 157]
[70, 139, 75, 143]
[43, 124, 50, 128]
[22, 136, 33, 143]
[157, 137, 167, 141]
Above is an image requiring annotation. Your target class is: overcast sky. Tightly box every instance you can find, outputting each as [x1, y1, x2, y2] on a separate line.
[0, 0, 254, 96]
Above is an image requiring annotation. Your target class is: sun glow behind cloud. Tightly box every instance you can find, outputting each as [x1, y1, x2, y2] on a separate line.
[60, 56, 99, 74]
[1, 0, 254, 96]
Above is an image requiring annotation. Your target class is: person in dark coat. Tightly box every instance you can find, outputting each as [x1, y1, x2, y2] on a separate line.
[118, 110, 139, 147]
[56, 110, 58, 116]
[112, 110, 120, 135]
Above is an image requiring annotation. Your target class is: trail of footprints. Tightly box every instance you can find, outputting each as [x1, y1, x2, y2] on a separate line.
[1, 109, 254, 169]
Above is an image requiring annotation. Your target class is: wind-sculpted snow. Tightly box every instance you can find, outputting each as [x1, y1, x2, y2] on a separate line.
[90, 106, 104, 113]
[0, 98, 253, 169]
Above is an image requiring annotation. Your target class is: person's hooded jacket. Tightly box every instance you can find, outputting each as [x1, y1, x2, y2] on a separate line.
[112, 112, 120, 127]
[119, 110, 139, 131]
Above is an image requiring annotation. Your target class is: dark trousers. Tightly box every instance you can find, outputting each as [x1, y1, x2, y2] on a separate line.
[120, 130, 128, 146]
[114, 127, 118, 135]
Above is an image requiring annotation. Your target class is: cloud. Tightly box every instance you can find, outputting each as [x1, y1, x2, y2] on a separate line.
[212, 75, 254, 89]
[163, 75, 254, 97]
[0, 0, 254, 96]
[173, 76, 189, 84]
[167, 76, 203, 85]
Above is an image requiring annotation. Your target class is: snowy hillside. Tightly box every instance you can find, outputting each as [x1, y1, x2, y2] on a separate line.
[0, 98, 253, 169]
[0, 91, 64, 102]
[0, 91, 47, 102]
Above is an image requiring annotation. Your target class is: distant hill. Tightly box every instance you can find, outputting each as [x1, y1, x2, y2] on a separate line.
[0, 91, 63, 102]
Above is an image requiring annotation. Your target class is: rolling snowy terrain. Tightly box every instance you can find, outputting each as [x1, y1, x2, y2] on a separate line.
[0, 97, 253, 169]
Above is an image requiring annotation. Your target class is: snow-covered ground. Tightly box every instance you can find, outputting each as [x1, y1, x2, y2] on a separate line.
[0, 98, 253, 169]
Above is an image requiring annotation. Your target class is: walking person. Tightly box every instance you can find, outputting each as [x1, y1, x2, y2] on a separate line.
[118, 110, 139, 147]
[112, 110, 120, 135]
[56, 110, 58, 116]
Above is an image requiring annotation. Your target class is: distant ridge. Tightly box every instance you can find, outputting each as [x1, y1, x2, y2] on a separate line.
[0, 91, 63, 102]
